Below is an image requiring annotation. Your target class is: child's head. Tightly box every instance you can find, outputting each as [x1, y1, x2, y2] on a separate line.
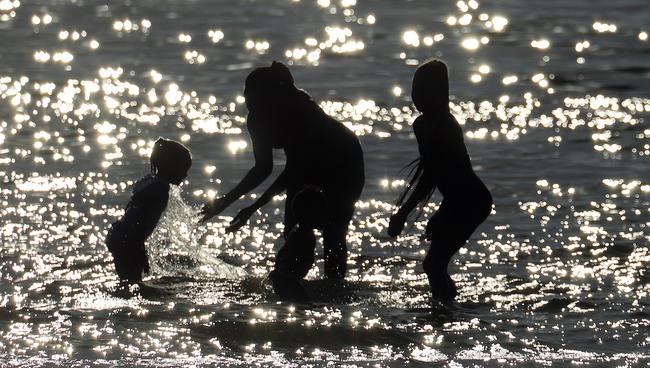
[150, 138, 192, 185]
[411, 59, 450, 114]
[292, 186, 327, 230]
[244, 61, 296, 113]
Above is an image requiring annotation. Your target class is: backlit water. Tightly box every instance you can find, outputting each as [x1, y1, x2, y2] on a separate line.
[0, 0, 648, 366]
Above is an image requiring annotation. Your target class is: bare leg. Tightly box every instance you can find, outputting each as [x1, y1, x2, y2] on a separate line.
[274, 228, 316, 279]
[423, 199, 491, 301]
[270, 227, 316, 302]
[321, 139, 364, 280]
[322, 204, 354, 279]
[107, 232, 146, 283]
[423, 236, 461, 301]
[283, 188, 298, 239]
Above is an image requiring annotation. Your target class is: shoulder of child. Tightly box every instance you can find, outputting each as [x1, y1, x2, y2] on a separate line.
[412, 115, 428, 132]
[132, 174, 170, 203]
[413, 115, 439, 140]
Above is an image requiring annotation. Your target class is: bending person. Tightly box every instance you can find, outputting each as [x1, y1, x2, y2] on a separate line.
[201, 61, 365, 283]
[388, 59, 492, 301]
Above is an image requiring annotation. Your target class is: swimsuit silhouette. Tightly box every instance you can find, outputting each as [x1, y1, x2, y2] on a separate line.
[388, 59, 492, 301]
[106, 138, 192, 283]
[201, 61, 365, 282]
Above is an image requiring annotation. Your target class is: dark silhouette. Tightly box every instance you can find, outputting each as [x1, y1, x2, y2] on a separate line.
[268, 186, 327, 302]
[388, 59, 492, 301]
[200, 61, 364, 280]
[106, 138, 192, 283]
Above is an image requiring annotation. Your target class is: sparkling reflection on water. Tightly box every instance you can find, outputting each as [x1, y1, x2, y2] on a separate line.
[0, 0, 648, 366]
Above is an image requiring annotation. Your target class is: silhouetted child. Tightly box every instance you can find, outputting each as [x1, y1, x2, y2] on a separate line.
[268, 186, 327, 302]
[388, 59, 492, 301]
[106, 138, 192, 283]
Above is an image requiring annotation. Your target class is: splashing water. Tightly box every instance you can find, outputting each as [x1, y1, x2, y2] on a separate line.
[0, 0, 648, 365]
[147, 186, 246, 279]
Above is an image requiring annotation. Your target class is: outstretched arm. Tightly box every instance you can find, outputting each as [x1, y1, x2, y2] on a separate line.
[226, 168, 289, 232]
[200, 115, 273, 223]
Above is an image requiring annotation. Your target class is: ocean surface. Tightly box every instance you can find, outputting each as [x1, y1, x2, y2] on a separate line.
[0, 0, 648, 366]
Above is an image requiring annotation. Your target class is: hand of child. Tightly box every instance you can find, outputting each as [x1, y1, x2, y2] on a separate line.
[199, 196, 229, 224]
[226, 205, 256, 232]
[387, 212, 406, 238]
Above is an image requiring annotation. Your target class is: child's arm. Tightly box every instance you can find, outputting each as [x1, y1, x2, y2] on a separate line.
[396, 171, 435, 216]
[200, 114, 273, 223]
[388, 119, 437, 237]
[388, 170, 435, 237]
[226, 168, 289, 232]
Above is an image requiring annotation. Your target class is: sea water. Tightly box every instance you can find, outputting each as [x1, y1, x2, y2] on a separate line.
[0, 0, 648, 366]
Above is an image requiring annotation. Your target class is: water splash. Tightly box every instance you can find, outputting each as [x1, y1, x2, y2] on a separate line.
[147, 186, 245, 279]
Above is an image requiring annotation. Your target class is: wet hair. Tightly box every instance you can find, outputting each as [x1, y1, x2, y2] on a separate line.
[292, 186, 327, 229]
[412, 59, 450, 113]
[395, 157, 431, 220]
[150, 138, 192, 181]
[244, 61, 297, 109]
[394, 59, 450, 220]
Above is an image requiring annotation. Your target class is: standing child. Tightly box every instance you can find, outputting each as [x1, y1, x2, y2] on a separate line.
[106, 138, 192, 283]
[388, 59, 492, 301]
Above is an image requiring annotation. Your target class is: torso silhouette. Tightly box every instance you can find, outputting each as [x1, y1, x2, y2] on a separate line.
[414, 112, 488, 203]
[110, 174, 169, 243]
[248, 90, 363, 201]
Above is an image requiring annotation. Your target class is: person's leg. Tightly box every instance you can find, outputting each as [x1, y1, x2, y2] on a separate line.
[270, 228, 316, 302]
[423, 232, 462, 301]
[107, 224, 150, 283]
[274, 228, 316, 279]
[321, 178, 364, 279]
[106, 230, 130, 281]
[110, 248, 130, 281]
[322, 204, 354, 279]
[112, 242, 145, 283]
[321, 138, 364, 279]
[283, 188, 299, 239]
[423, 199, 492, 301]
[129, 243, 148, 282]
[422, 202, 464, 301]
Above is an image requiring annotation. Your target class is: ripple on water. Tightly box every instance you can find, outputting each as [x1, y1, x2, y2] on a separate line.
[0, 0, 649, 366]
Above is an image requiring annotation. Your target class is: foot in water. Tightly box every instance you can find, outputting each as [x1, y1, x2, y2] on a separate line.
[426, 270, 457, 302]
[269, 270, 310, 303]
